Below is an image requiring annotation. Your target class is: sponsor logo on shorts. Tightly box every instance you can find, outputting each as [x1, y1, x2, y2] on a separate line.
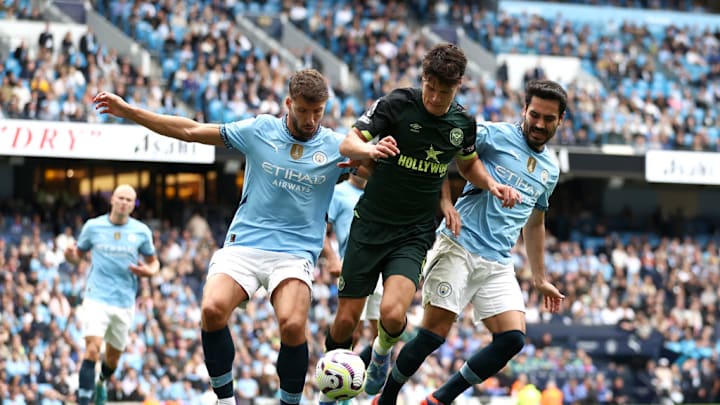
[338, 276, 345, 291]
[436, 282, 452, 298]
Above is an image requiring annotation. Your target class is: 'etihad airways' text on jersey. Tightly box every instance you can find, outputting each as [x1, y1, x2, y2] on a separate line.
[442, 121, 560, 263]
[220, 115, 347, 264]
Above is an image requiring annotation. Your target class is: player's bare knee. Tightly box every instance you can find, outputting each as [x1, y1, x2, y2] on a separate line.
[83, 345, 101, 361]
[277, 314, 305, 338]
[332, 314, 358, 340]
[201, 301, 229, 330]
[379, 305, 406, 331]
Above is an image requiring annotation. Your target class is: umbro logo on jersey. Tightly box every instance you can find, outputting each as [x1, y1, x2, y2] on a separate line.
[409, 123, 422, 133]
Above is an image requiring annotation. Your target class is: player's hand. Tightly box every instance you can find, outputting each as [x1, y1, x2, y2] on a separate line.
[440, 199, 461, 237]
[490, 182, 521, 208]
[64, 243, 80, 264]
[534, 279, 565, 313]
[129, 261, 155, 277]
[324, 255, 342, 278]
[369, 136, 399, 159]
[93, 91, 132, 119]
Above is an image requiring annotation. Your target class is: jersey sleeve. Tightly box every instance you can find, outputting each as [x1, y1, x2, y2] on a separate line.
[457, 116, 477, 160]
[220, 116, 263, 154]
[474, 121, 491, 155]
[535, 174, 559, 211]
[353, 89, 409, 141]
[76, 222, 93, 252]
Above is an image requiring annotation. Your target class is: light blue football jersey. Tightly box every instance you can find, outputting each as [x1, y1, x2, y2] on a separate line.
[440, 122, 560, 263]
[220, 114, 347, 264]
[77, 215, 155, 308]
[327, 180, 364, 257]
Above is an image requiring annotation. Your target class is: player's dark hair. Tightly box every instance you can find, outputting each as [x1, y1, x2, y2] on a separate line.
[421, 43, 467, 87]
[525, 80, 568, 116]
[288, 68, 329, 103]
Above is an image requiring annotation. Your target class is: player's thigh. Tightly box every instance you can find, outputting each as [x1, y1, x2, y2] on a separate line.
[422, 234, 475, 316]
[339, 239, 386, 299]
[268, 255, 313, 327]
[204, 246, 262, 311]
[383, 226, 436, 290]
[470, 259, 526, 333]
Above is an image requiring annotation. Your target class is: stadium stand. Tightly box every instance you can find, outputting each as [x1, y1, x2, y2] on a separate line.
[1, 0, 720, 404]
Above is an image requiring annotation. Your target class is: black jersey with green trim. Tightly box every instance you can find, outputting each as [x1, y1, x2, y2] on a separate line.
[353, 88, 477, 225]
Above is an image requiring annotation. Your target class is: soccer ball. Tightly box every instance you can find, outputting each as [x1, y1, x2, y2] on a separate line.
[315, 349, 367, 400]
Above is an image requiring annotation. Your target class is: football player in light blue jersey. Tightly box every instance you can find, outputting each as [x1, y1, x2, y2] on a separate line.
[373, 80, 568, 405]
[93, 69, 369, 405]
[64, 184, 158, 405]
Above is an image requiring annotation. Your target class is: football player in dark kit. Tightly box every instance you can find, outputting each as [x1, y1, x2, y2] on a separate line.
[321, 43, 521, 403]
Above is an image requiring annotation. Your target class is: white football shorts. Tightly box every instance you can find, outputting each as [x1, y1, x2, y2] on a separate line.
[80, 298, 135, 350]
[422, 233, 525, 323]
[360, 278, 383, 321]
[207, 245, 314, 304]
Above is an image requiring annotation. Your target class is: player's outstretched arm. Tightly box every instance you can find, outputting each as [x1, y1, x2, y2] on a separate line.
[339, 128, 399, 160]
[455, 156, 521, 208]
[93, 92, 225, 146]
[524, 209, 564, 313]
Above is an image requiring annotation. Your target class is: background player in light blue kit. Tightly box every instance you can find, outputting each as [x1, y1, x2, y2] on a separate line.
[64, 184, 158, 405]
[93, 69, 355, 405]
[372, 80, 568, 405]
[322, 173, 382, 368]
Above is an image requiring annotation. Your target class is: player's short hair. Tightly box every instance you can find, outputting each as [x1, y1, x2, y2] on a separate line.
[421, 43, 467, 87]
[525, 80, 568, 116]
[288, 69, 329, 103]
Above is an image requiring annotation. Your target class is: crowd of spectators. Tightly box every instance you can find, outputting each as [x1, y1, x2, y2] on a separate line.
[1, 1, 719, 151]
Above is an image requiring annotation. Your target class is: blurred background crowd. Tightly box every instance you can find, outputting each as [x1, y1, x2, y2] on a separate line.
[1, 0, 720, 404]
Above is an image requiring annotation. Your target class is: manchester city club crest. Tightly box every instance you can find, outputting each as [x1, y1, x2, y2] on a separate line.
[449, 128, 463, 146]
[541, 170, 549, 184]
[114, 232, 121, 240]
[312, 151, 327, 165]
[290, 144, 304, 160]
[436, 281, 452, 298]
